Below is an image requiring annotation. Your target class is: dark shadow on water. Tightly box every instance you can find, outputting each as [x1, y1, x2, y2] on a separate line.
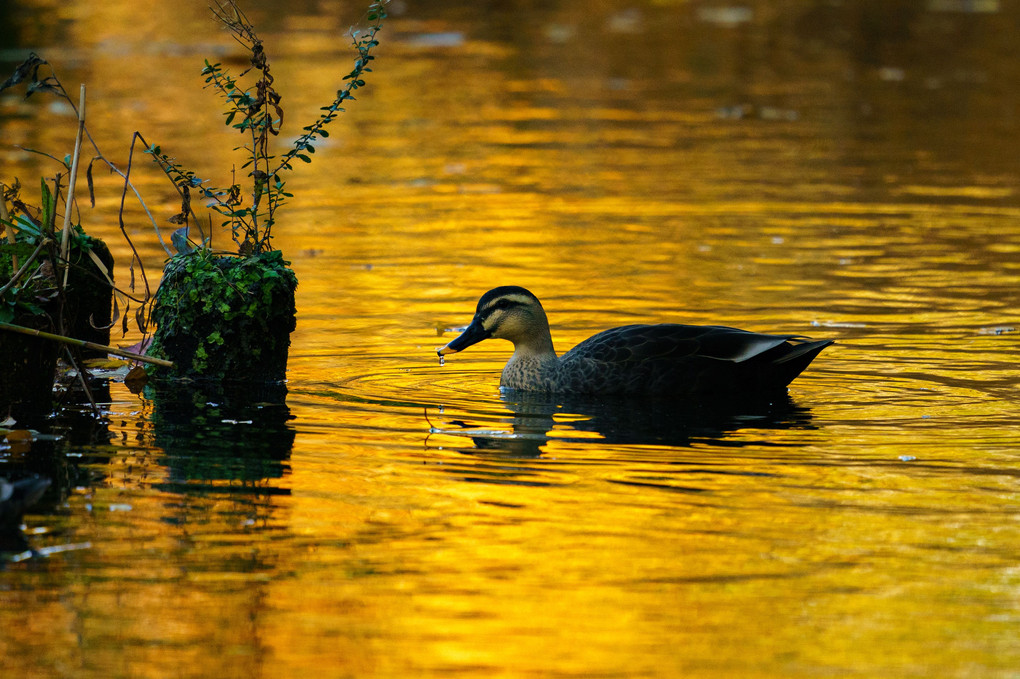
[444, 390, 818, 458]
[2, 378, 298, 560]
[146, 380, 296, 492]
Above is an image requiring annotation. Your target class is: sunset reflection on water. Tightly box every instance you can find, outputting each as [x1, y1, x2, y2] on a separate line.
[2, 1, 1020, 677]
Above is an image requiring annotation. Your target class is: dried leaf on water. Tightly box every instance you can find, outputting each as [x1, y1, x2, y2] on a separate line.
[125, 365, 148, 393]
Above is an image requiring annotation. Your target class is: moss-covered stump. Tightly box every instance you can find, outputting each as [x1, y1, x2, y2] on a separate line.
[2, 237, 61, 420]
[0, 311, 60, 421]
[148, 249, 297, 382]
[65, 235, 115, 356]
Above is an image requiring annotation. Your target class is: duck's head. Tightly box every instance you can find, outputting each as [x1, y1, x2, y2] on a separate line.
[437, 286, 553, 356]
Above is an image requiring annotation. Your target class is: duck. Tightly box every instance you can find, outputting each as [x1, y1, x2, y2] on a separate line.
[437, 286, 832, 399]
[0, 475, 50, 532]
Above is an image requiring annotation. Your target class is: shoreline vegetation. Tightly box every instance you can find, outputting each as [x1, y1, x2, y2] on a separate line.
[1, 1, 388, 418]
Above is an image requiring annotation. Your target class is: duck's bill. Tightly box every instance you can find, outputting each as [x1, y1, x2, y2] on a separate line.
[437, 317, 491, 356]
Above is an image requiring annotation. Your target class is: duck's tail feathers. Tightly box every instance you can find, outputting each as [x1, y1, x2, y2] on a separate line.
[772, 338, 834, 387]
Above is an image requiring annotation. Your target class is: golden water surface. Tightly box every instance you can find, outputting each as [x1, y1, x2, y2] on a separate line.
[2, 1, 1019, 677]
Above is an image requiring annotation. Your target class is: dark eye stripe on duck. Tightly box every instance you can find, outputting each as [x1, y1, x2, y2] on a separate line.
[484, 296, 529, 313]
[480, 297, 528, 333]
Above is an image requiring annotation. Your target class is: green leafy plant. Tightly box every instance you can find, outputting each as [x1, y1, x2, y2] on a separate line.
[1, 178, 71, 324]
[1, 53, 162, 338]
[144, 0, 387, 255]
[147, 248, 297, 379]
[1, 177, 121, 330]
[3, 1, 388, 388]
[1, 171, 125, 414]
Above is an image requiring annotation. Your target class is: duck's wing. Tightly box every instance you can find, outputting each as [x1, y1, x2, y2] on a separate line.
[559, 324, 831, 396]
[564, 324, 794, 364]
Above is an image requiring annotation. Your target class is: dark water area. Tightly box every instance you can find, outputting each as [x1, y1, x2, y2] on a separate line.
[2, 1, 1020, 677]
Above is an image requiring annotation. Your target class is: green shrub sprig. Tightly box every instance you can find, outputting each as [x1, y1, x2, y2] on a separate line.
[145, 0, 387, 256]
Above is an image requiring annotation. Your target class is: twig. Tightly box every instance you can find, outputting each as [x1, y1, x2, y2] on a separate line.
[0, 321, 173, 367]
[132, 132, 201, 255]
[60, 84, 86, 287]
[272, 3, 386, 178]
[64, 345, 99, 414]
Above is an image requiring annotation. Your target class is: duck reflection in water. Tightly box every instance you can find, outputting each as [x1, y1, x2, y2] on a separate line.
[435, 286, 832, 456]
[436, 390, 818, 458]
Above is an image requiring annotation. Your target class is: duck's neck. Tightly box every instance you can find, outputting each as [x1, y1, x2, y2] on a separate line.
[501, 334, 558, 390]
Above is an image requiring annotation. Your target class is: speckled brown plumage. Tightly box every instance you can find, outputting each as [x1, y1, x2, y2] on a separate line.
[438, 286, 832, 399]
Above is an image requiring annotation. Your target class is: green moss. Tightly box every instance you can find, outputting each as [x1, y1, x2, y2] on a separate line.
[148, 249, 298, 382]
[1, 229, 112, 334]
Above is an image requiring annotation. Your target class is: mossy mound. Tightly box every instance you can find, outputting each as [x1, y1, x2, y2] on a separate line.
[148, 249, 297, 382]
[1, 232, 113, 353]
[1, 233, 114, 420]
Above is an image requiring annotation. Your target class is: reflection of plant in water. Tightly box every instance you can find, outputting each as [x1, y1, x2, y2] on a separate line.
[144, 0, 388, 255]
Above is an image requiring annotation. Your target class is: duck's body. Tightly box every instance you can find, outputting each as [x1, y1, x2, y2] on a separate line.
[437, 286, 832, 399]
[0, 476, 50, 531]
